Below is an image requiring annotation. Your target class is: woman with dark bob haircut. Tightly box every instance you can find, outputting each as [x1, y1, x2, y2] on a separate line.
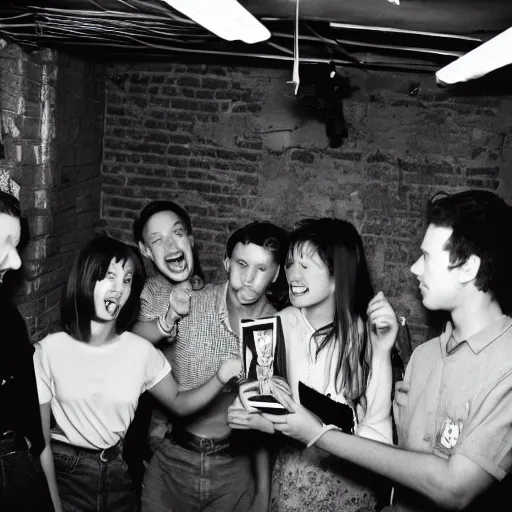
[34, 235, 242, 512]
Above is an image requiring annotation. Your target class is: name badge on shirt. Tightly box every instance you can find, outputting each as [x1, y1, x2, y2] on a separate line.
[438, 416, 463, 450]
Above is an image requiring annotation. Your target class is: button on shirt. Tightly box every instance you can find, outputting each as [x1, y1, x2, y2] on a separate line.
[394, 315, 512, 512]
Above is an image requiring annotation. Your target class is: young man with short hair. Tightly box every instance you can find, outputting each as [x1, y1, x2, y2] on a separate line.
[127, 200, 200, 496]
[132, 200, 197, 344]
[141, 221, 288, 512]
[264, 190, 512, 512]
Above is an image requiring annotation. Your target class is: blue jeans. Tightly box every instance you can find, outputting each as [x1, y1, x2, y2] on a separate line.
[0, 436, 54, 511]
[141, 430, 255, 512]
[52, 440, 137, 512]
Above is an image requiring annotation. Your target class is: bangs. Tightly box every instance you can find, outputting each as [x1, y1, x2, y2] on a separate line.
[287, 240, 319, 262]
[97, 255, 132, 281]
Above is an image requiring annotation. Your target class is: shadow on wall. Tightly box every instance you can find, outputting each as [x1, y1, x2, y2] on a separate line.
[294, 62, 358, 149]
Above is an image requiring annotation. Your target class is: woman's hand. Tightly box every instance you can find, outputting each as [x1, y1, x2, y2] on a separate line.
[227, 397, 276, 434]
[262, 387, 323, 445]
[217, 357, 243, 385]
[367, 291, 399, 355]
[238, 377, 293, 411]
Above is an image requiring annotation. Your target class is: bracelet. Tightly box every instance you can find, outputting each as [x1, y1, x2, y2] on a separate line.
[306, 424, 340, 448]
[157, 313, 174, 336]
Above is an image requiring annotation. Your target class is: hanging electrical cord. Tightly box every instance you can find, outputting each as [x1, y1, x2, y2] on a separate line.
[286, 0, 300, 95]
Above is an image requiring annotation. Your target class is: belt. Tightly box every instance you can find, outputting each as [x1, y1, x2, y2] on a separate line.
[51, 439, 121, 463]
[169, 427, 233, 455]
[0, 431, 28, 457]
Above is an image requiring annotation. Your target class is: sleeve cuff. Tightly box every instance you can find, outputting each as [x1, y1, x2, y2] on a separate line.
[455, 448, 507, 481]
[146, 359, 171, 391]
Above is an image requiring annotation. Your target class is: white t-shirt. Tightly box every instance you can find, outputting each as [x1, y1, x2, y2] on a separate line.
[33, 331, 171, 450]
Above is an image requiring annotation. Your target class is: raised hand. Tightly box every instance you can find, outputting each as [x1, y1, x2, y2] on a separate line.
[367, 291, 399, 355]
[166, 280, 193, 324]
[217, 357, 243, 385]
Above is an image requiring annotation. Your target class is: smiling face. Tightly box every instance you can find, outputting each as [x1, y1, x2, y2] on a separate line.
[285, 243, 335, 311]
[0, 213, 22, 285]
[224, 242, 280, 307]
[410, 224, 462, 311]
[140, 210, 194, 283]
[93, 258, 134, 322]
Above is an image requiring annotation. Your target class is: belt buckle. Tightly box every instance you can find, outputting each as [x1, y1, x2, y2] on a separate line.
[99, 444, 117, 463]
[99, 449, 108, 463]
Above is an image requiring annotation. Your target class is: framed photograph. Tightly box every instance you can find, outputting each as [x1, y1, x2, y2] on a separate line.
[239, 316, 288, 414]
[240, 317, 278, 380]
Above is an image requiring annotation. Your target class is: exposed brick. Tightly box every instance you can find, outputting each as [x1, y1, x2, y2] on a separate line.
[201, 77, 229, 89]
[100, 62, 512, 350]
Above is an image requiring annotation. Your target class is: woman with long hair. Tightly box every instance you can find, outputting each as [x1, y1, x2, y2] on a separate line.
[230, 218, 398, 511]
[34, 235, 241, 512]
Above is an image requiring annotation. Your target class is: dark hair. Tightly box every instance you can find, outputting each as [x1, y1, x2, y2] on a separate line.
[225, 221, 288, 264]
[133, 200, 192, 245]
[226, 221, 289, 309]
[61, 235, 146, 342]
[0, 191, 21, 218]
[427, 190, 512, 309]
[288, 218, 374, 404]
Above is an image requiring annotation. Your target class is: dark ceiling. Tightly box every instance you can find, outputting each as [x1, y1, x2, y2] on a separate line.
[1, 0, 512, 75]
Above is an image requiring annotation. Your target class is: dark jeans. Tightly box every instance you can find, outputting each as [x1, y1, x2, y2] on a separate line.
[141, 430, 255, 512]
[0, 436, 54, 512]
[52, 440, 137, 512]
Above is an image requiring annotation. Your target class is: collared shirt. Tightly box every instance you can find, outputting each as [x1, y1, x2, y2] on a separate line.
[394, 315, 512, 511]
[170, 282, 276, 390]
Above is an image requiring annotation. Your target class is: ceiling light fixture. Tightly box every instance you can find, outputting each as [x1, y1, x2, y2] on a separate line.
[159, 0, 271, 44]
[436, 26, 512, 85]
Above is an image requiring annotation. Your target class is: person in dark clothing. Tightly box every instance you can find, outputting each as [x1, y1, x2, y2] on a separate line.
[0, 184, 55, 511]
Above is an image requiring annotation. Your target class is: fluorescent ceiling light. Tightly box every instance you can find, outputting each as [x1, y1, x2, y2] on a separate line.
[160, 0, 271, 44]
[436, 26, 512, 85]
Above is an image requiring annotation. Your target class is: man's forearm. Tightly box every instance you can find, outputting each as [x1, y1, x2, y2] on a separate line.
[171, 373, 225, 416]
[132, 319, 173, 345]
[316, 430, 459, 509]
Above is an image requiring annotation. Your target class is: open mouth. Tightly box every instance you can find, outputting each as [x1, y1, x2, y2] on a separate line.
[104, 299, 118, 315]
[165, 253, 187, 273]
[290, 284, 309, 296]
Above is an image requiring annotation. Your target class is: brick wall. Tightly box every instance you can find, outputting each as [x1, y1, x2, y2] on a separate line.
[0, 42, 105, 340]
[102, 62, 512, 349]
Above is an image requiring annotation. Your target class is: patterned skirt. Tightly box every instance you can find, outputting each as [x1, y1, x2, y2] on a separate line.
[270, 439, 389, 512]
